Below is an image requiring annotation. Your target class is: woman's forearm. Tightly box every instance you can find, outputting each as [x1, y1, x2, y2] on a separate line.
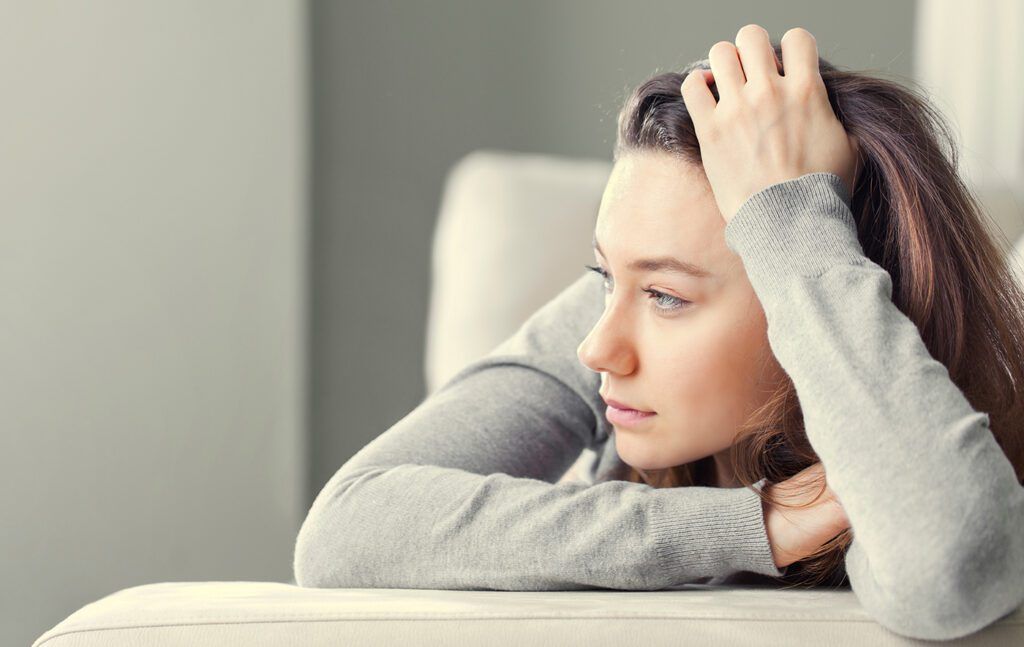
[724, 171, 1024, 640]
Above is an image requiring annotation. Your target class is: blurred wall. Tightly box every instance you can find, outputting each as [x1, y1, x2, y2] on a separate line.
[0, 2, 307, 645]
[309, 1, 917, 495]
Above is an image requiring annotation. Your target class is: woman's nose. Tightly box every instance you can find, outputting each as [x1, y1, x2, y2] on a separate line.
[577, 309, 636, 376]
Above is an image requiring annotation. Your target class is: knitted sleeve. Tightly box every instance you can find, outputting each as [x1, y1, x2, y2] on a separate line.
[723, 171, 1024, 640]
[293, 269, 785, 591]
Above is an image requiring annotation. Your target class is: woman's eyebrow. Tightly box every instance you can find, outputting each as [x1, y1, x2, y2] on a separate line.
[592, 236, 712, 279]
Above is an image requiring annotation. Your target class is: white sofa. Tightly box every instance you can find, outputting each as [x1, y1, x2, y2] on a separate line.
[33, 150, 1024, 646]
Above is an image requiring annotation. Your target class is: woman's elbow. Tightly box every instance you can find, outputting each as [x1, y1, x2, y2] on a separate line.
[293, 467, 380, 588]
[292, 497, 357, 589]
[293, 511, 331, 588]
[890, 545, 1024, 640]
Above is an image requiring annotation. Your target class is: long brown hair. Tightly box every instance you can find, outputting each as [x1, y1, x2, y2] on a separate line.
[611, 43, 1024, 588]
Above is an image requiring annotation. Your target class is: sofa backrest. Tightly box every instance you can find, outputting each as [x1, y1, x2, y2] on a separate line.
[424, 149, 612, 395]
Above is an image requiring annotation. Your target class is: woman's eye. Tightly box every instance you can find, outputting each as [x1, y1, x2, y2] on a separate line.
[585, 264, 613, 291]
[584, 264, 691, 312]
[642, 287, 688, 311]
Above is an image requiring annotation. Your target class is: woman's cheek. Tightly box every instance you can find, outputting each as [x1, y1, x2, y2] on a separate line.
[686, 318, 763, 420]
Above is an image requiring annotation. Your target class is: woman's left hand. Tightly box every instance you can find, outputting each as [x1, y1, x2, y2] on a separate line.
[763, 461, 852, 570]
[681, 25, 860, 225]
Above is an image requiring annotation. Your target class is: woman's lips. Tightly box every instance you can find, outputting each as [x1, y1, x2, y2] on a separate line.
[605, 403, 657, 428]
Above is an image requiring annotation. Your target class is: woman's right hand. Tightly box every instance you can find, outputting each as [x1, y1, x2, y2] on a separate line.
[762, 462, 852, 569]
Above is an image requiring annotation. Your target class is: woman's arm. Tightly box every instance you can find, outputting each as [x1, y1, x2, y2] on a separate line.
[293, 268, 786, 591]
[724, 171, 1024, 640]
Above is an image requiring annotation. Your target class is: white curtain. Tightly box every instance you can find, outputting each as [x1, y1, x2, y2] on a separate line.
[914, 0, 1024, 255]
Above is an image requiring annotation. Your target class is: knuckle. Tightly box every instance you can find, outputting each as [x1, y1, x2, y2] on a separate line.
[792, 79, 820, 100]
[747, 83, 777, 104]
[700, 124, 722, 143]
[716, 107, 738, 126]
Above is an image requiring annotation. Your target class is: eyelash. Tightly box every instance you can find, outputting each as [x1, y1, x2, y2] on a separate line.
[584, 264, 691, 312]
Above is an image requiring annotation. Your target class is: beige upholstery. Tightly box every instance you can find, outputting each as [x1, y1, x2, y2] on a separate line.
[424, 148, 612, 395]
[33, 150, 1024, 645]
[29, 580, 1024, 646]
[424, 149, 612, 485]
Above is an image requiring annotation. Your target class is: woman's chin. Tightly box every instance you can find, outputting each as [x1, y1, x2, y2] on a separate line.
[613, 435, 676, 471]
[613, 433, 706, 472]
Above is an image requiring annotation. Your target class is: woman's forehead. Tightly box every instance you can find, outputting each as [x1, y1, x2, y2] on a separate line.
[600, 154, 718, 222]
[595, 155, 735, 278]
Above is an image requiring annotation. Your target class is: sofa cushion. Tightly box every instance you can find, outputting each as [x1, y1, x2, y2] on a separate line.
[33, 580, 1024, 645]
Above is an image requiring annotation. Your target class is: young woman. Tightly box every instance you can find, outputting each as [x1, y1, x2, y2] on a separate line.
[295, 25, 1024, 641]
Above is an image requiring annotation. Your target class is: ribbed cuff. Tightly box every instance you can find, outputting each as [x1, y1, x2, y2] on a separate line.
[650, 478, 787, 583]
[723, 172, 868, 291]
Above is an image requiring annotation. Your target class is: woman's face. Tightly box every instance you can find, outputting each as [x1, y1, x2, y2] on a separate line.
[577, 151, 787, 487]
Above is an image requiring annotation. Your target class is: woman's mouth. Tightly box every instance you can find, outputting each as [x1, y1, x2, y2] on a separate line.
[605, 403, 657, 428]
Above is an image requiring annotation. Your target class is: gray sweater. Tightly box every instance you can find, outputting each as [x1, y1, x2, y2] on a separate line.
[293, 172, 1024, 641]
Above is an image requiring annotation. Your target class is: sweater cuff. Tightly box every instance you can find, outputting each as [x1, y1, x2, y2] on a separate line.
[651, 478, 788, 582]
[723, 172, 867, 289]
